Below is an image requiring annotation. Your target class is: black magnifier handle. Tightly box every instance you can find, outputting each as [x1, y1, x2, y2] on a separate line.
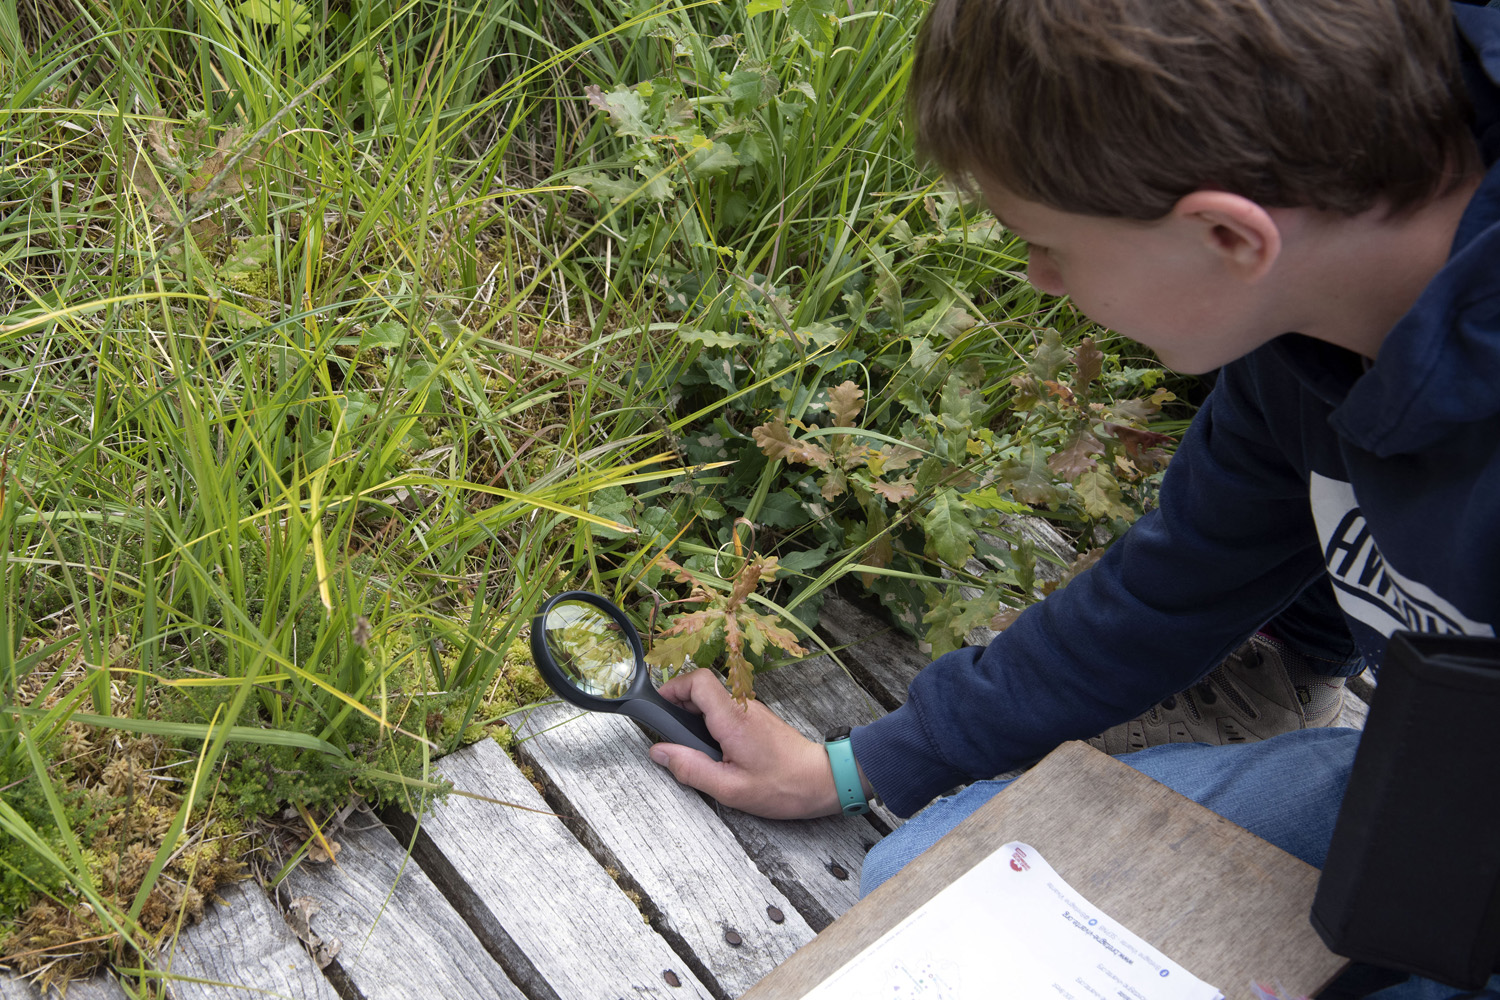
[620, 692, 723, 762]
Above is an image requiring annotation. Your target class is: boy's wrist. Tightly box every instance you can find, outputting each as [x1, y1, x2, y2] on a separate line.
[824, 728, 874, 815]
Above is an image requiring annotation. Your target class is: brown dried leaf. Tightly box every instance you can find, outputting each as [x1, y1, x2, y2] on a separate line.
[1046, 430, 1103, 481]
[145, 118, 181, 169]
[723, 613, 754, 702]
[129, 146, 177, 224]
[828, 381, 863, 427]
[726, 555, 780, 610]
[820, 468, 847, 501]
[307, 838, 342, 864]
[870, 477, 916, 504]
[752, 421, 831, 468]
[1072, 337, 1104, 387]
[1042, 380, 1075, 406]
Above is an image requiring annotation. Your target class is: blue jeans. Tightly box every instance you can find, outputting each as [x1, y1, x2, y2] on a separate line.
[860, 729, 1500, 1000]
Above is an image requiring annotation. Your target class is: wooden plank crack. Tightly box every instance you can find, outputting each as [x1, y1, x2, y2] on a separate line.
[510, 704, 817, 999]
[277, 813, 527, 1000]
[389, 737, 713, 1000]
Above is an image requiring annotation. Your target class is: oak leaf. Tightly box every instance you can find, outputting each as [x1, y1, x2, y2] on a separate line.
[870, 477, 916, 504]
[1047, 430, 1103, 481]
[999, 445, 1063, 507]
[752, 421, 831, 468]
[1075, 469, 1134, 521]
[1102, 422, 1174, 461]
[723, 612, 753, 701]
[828, 381, 863, 427]
[645, 611, 724, 672]
[1072, 337, 1104, 387]
[1042, 380, 1075, 406]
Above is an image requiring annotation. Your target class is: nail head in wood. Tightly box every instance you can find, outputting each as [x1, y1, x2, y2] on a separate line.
[724, 929, 743, 946]
[766, 905, 784, 924]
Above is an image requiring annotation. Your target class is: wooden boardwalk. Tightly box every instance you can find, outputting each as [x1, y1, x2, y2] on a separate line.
[2, 592, 1372, 1000]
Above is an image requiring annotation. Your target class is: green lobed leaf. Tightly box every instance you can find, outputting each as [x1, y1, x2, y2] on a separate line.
[923, 489, 976, 567]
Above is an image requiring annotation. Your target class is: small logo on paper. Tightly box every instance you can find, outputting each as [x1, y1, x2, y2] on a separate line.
[1009, 846, 1030, 872]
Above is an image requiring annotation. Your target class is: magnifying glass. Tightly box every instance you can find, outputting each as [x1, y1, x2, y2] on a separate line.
[530, 591, 723, 761]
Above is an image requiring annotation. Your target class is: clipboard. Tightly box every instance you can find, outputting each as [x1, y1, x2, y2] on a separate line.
[746, 742, 1348, 1000]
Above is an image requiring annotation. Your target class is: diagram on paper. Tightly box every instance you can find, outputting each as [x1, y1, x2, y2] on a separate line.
[884, 958, 963, 997]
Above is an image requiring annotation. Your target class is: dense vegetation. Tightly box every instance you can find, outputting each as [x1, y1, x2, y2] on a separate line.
[0, 0, 1188, 988]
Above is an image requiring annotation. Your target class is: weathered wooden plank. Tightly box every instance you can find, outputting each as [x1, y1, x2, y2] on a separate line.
[511, 704, 817, 999]
[396, 737, 713, 1000]
[39, 974, 131, 1000]
[816, 595, 926, 710]
[746, 742, 1346, 1000]
[160, 880, 340, 1000]
[605, 654, 893, 933]
[752, 654, 904, 832]
[1332, 685, 1370, 730]
[0, 973, 36, 1000]
[1346, 665, 1378, 704]
[278, 815, 527, 1000]
[753, 655, 885, 737]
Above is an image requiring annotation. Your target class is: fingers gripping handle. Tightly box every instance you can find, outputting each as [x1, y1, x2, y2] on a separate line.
[622, 696, 723, 761]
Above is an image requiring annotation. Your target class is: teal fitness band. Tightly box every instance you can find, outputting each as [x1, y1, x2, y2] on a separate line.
[824, 727, 870, 815]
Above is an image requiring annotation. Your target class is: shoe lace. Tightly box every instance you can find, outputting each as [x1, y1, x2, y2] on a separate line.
[1161, 638, 1265, 718]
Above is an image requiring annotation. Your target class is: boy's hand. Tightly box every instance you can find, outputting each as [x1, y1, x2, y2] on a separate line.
[648, 668, 843, 820]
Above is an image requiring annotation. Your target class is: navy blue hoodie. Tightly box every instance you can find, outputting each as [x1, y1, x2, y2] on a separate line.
[852, 3, 1500, 818]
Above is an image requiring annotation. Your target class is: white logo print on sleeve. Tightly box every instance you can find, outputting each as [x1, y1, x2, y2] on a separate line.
[1309, 473, 1494, 638]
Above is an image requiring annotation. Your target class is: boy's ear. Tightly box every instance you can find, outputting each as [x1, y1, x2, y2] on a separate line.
[1172, 190, 1282, 281]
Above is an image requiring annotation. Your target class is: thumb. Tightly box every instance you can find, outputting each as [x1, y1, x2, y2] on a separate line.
[650, 742, 729, 797]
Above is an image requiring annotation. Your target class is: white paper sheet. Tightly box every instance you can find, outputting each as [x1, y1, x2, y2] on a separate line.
[804, 842, 1224, 1000]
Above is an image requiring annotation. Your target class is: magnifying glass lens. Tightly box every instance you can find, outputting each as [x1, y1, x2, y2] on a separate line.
[542, 600, 635, 699]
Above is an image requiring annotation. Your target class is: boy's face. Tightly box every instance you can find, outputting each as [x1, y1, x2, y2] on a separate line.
[977, 176, 1281, 374]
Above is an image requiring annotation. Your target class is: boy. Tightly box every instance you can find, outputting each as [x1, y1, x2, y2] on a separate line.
[649, 0, 1500, 995]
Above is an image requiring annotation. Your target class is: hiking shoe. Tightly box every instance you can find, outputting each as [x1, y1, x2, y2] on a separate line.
[1087, 633, 1346, 755]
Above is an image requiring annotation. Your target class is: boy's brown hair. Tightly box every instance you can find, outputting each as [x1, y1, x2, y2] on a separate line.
[910, 0, 1480, 219]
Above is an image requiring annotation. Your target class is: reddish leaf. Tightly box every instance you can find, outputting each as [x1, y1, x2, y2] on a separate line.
[1072, 337, 1103, 387]
[723, 612, 754, 702]
[1102, 422, 1174, 460]
[1042, 380, 1075, 406]
[727, 555, 779, 610]
[1046, 431, 1103, 481]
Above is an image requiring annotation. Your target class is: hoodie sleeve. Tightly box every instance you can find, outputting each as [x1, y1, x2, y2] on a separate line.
[849, 356, 1330, 817]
